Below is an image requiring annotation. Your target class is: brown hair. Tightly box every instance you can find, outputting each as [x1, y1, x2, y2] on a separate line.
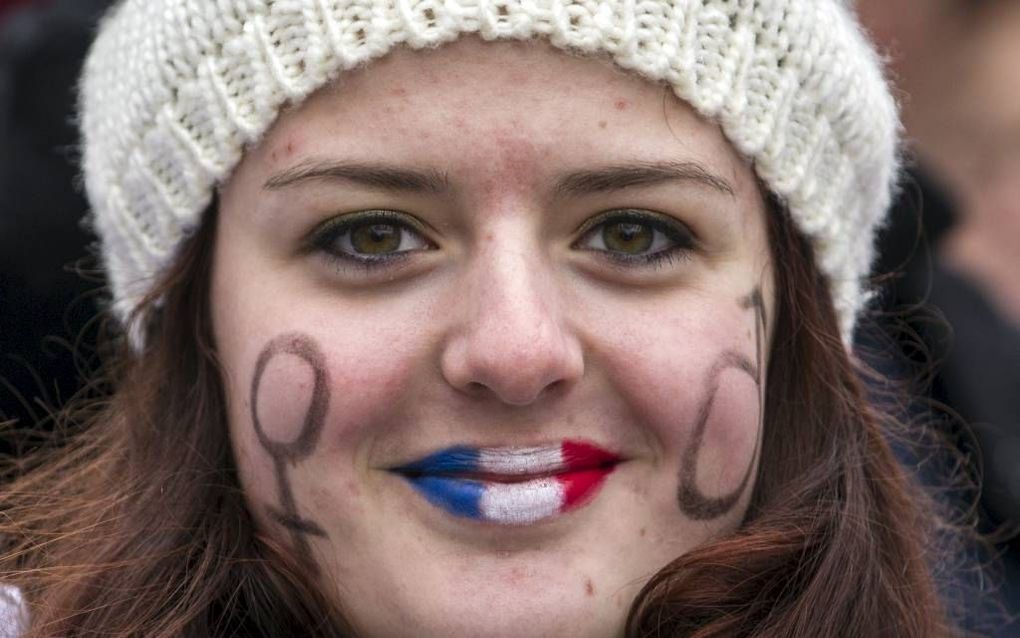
[1, 198, 958, 636]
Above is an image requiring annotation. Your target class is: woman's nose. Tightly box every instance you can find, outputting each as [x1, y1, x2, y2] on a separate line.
[439, 240, 584, 407]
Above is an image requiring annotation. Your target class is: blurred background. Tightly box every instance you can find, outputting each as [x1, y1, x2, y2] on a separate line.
[858, 1, 1020, 633]
[1, 0, 1017, 632]
[1, 0, 111, 438]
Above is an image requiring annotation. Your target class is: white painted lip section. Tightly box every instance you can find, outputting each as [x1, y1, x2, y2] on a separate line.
[478, 446, 565, 476]
[480, 478, 565, 525]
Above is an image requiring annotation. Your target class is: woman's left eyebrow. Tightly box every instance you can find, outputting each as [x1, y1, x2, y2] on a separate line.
[553, 161, 735, 198]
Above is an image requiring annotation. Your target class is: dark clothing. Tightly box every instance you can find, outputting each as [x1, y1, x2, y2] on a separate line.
[0, 0, 112, 432]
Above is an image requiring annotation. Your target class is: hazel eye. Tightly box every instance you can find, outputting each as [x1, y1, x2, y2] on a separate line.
[575, 209, 696, 268]
[601, 221, 654, 254]
[308, 210, 433, 269]
[349, 223, 404, 255]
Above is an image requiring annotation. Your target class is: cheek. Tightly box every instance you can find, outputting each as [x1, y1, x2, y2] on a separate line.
[253, 353, 318, 447]
[234, 324, 425, 469]
[312, 334, 424, 457]
[228, 328, 423, 540]
[594, 304, 762, 515]
[600, 323, 743, 444]
[622, 350, 760, 474]
[689, 367, 761, 496]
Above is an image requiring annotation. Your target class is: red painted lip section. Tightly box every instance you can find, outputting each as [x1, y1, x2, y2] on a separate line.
[561, 440, 621, 470]
[558, 441, 621, 510]
[560, 467, 614, 510]
[559, 441, 620, 507]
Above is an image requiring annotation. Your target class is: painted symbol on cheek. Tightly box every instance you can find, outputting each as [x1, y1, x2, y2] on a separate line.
[677, 288, 766, 520]
[250, 333, 331, 563]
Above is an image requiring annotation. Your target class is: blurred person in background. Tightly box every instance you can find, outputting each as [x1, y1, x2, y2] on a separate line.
[858, 0, 1020, 632]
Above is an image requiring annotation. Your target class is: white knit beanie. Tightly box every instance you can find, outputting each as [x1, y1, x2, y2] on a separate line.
[79, 0, 899, 348]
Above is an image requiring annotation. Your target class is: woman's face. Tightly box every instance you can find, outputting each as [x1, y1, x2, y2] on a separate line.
[213, 37, 774, 637]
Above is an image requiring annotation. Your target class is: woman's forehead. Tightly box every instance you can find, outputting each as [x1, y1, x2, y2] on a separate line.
[248, 36, 752, 197]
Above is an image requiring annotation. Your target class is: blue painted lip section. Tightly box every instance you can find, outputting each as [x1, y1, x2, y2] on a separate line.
[405, 476, 484, 519]
[394, 446, 482, 475]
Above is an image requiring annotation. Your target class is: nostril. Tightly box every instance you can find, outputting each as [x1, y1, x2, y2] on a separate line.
[473, 378, 567, 406]
[466, 381, 488, 395]
[544, 379, 564, 396]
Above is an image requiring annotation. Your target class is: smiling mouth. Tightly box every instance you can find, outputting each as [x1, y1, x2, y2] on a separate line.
[393, 440, 622, 525]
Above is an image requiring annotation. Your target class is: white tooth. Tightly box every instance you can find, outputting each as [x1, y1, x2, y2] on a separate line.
[480, 478, 565, 525]
[478, 446, 565, 476]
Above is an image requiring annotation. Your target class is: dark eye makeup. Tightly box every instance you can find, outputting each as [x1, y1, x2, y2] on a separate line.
[572, 208, 697, 269]
[305, 208, 698, 273]
[305, 210, 434, 272]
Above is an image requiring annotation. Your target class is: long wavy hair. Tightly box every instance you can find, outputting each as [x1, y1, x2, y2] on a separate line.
[0, 193, 960, 636]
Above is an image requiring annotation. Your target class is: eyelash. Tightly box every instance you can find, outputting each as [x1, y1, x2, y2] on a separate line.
[306, 209, 696, 273]
[307, 210, 431, 272]
[573, 209, 696, 270]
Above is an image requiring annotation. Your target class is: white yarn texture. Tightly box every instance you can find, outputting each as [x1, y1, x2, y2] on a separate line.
[79, 0, 899, 346]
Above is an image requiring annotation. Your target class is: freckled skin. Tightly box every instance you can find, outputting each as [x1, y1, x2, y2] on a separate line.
[213, 37, 774, 638]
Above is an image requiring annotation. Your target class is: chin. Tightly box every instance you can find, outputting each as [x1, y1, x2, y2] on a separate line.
[353, 585, 626, 638]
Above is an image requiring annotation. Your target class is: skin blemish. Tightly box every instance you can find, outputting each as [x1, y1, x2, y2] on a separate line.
[676, 288, 766, 521]
[506, 566, 528, 586]
[585, 579, 595, 597]
[345, 479, 361, 496]
[598, 120, 607, 129]
[286, 141, 295, 155]
[250, 333, 331, 565]
[391, 86, 408, 97]
[614, 98, 628, 111]
[639, 527, 647, 537]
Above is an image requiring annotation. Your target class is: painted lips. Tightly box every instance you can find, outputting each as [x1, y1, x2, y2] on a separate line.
[394, 440, 621, 525]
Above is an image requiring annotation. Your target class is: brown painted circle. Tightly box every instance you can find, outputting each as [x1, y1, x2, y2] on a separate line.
[249, 333, 331, 462]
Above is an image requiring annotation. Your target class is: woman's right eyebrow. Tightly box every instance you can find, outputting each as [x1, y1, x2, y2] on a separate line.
[263, 160, 452, 193]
